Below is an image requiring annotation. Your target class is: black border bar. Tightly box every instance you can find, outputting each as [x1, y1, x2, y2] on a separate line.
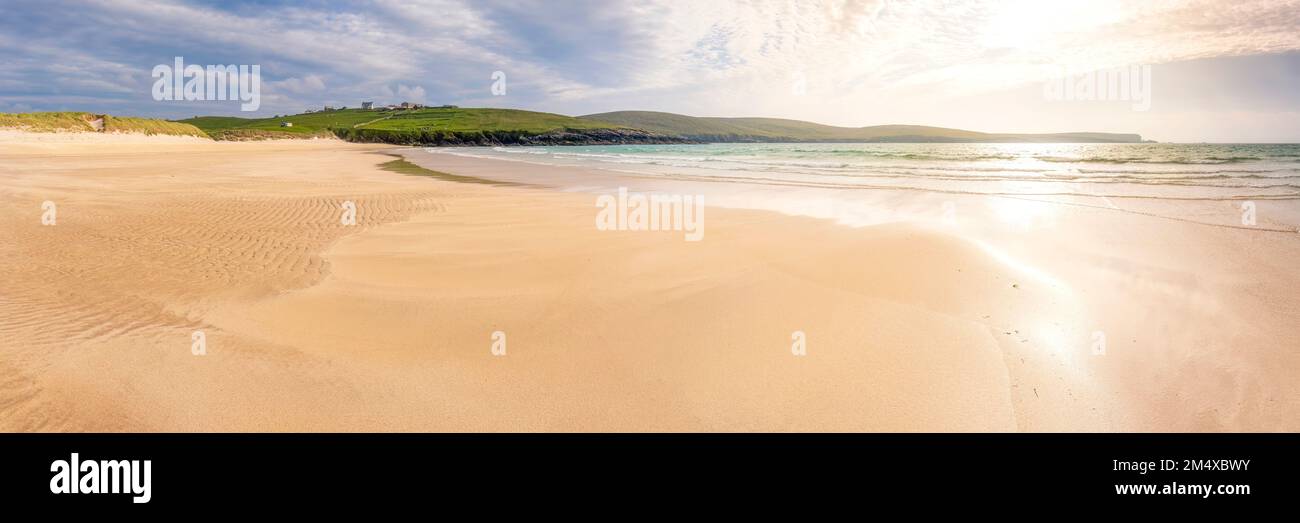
[1, 433, 1293, 511]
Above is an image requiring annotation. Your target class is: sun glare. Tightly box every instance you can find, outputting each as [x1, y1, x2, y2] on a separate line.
[980, 0, 1128, 53]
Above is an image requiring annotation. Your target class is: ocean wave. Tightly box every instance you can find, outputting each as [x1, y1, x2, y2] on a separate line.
[599, 155, 1299, 180]
[1037, 156, 1261, 165]
[778, 149, 1023, 161]
[646, 170, 1300, 201]
[446, 144, 1300, 200]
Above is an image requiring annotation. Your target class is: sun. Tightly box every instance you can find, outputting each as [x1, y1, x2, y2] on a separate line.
[979, 0, 1128, 53]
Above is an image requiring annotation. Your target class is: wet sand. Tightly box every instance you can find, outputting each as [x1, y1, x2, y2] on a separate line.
[1, 136, 1296, 431]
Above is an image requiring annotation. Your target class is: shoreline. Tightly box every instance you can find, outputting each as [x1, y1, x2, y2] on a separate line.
[1, 137, 1296, 431]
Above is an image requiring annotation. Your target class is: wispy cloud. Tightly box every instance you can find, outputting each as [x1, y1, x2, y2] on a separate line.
[1, 0, 1297, 140]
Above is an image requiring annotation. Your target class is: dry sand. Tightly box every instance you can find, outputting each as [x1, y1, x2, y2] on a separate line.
[1, 134, 1297, 431]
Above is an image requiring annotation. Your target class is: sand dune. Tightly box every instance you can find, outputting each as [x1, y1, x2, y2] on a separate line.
[1, 136, 1296, 431]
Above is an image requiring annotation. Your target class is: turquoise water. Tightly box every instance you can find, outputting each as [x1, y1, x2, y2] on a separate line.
[448, 143, 1300, 201]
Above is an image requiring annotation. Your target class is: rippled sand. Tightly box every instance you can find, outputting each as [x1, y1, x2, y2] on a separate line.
[1, 136, 1297, 431]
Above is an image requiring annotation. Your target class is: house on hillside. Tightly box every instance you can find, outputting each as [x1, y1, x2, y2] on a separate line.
[361, 101, 373, 110]
[280, 122, 293, 127]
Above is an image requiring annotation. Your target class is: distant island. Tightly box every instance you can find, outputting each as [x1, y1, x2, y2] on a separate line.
[2, 108, 1146, 145]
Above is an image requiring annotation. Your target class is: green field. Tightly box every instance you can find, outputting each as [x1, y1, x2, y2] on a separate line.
[178, 107, 1142, 144]
[178, 107, 626, 141]
[0, 112, 207, 137]
[2, 109, 1141, 144]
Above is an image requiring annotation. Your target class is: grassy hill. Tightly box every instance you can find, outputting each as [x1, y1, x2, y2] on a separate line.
[3, 109, 1143, 144]
[177, 107, 663, 144]
[180, 110, 380, 139]
[174, 107, 1144, 145]
[0, 112, 207, 137]
[580, 111, 1143, 143]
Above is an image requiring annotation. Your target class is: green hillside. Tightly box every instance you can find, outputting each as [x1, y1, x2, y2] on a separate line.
[0, 112, 207, 137]
[175, 107, 1143, 144]
[180, 109, 380, 139]
[179, 107, 632, 141]
[580, 111, 1143, 143]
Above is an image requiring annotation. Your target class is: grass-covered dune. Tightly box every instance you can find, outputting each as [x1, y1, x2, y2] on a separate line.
[0, 112, 208, 137]
[178, 107, 690, 145]
[581, 110, 1144, 143]
[103, 115, 210, 137]
[0, 112, 102, 132]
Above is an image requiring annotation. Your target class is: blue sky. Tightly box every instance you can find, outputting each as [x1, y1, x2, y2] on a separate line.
[2, 0, 1298, 142]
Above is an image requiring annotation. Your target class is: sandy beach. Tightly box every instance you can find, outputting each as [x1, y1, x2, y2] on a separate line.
[2, 135, 1297, 432]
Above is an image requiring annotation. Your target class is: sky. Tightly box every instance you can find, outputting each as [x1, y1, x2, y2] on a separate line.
[1, 0, 1298, 142]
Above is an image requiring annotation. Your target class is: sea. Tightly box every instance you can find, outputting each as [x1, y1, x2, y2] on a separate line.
[422, 143, 1300, 230]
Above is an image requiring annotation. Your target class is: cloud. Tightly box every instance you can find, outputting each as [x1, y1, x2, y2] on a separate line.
[1, 102, 34, 113]
[396, 85, 427, 104]
[1, 0, 1297, 139]
[269, 75, 327, 95]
